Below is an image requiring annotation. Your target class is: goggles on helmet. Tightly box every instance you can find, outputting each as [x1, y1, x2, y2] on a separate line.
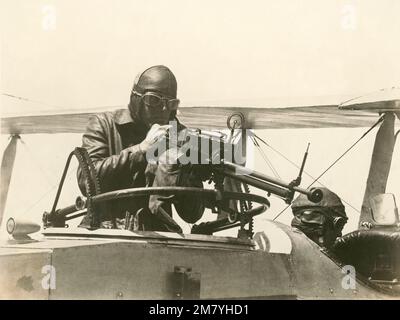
[133, 90, 180, 111]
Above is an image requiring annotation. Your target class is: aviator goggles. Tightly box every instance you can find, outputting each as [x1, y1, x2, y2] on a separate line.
[294, 208, 347, 231]
[133, 91, 180, 111]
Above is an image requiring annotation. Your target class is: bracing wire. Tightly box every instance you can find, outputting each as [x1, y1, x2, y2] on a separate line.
[305, 114, 385, 189]
[19, 138, 54, 186]
[251, 132, 361, 214]
[250, 136, 281, 179]
[251, 115, 385, 221]
[18, 164, 79, 218]
[2, 92, 66, 110]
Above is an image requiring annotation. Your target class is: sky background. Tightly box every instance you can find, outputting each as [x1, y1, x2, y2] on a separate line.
[1, 0, 400, 113]
[0, 0, 399, 236]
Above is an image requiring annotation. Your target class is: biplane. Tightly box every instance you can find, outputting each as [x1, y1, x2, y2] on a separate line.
[0, 88, 399, 299]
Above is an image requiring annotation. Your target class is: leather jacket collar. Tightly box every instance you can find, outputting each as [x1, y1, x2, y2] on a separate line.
[114, 108, 135, 125]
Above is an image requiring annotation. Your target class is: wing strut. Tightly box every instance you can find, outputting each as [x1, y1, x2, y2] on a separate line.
[359, 112, 397, 227]
[0, 134, 20, 227]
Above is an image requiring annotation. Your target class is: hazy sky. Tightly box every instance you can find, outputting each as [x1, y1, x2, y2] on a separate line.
[0, 1, 399, 235]
[1, 0, 400, 114]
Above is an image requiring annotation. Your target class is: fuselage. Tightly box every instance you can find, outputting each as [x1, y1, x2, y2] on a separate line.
[0, 220, 393, 300]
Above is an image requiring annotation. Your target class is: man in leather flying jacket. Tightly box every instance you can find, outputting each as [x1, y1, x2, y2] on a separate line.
[77, 65, 205, 232]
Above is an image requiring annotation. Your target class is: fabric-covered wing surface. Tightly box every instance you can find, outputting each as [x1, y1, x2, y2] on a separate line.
[1, 105, 380, 134]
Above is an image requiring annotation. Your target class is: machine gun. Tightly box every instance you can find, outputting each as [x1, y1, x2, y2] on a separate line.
[190, 148, 322, 238]
[43, 123, 322, 239]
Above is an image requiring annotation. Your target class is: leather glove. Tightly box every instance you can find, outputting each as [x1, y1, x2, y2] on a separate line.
[138, 124, 172, 154]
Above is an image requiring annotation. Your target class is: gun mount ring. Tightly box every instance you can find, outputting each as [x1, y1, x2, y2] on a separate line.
[91, 187, 270, 208]
[89, 187, 270, 232]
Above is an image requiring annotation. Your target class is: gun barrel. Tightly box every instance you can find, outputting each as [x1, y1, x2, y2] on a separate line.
[222, 160, 290, 189]
[221, 160, 322, 203]
[53, 196, 87, 218]
[221, 169, 291, 200]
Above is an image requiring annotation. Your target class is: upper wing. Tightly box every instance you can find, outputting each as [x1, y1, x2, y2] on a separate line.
[1, 105, 381, 134]
[339, 87, 400, 112]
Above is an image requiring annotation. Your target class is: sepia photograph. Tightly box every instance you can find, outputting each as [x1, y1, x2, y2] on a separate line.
[0, 0, 399, 303]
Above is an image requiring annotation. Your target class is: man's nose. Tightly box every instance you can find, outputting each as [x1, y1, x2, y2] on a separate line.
[161, 100, 168, 111]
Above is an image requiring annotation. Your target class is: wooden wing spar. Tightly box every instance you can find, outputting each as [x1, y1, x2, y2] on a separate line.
[1, 105, 381, 135]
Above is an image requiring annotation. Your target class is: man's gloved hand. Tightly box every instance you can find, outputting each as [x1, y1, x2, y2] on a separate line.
[139, 124, 172, 154]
